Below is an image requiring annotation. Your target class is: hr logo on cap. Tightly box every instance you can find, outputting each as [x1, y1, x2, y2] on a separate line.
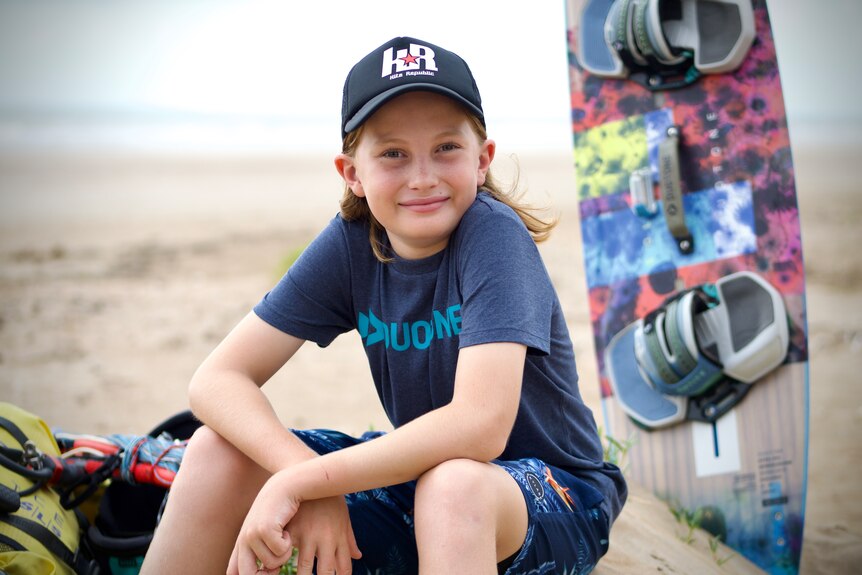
[381, 44, 438, 78]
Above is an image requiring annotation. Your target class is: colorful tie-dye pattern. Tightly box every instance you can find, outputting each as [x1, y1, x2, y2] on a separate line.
[581, 180, 757, 289]
[566, 1, 809, 573]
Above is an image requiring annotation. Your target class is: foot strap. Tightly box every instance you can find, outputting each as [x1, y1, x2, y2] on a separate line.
[606, 271, 790, 430]
[577, 0, 756, 91]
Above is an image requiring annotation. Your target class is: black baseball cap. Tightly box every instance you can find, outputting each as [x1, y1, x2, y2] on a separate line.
[341, 37, 485, 138]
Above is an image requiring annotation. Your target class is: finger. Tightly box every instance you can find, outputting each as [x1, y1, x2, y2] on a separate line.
[335, 543, 355, 574]
[249, 537, 283, 572]
[236, 541, 262, 575]
[314, 542, 338, 575]
[266, 530, 293, 562]
[295, 545, 316, 575]
[250, 527, 292, 571]
[347, 525, 362, 560]
[316, 559, 336, 575]
[226, 544, 239, 575]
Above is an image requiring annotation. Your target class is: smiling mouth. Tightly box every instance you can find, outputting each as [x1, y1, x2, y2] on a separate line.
[399, 196, 449, 212]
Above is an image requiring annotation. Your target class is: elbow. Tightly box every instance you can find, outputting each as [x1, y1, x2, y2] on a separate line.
[187, 365, 215, 420]
[445, 393, 519, 462]
[474, 434, 510, 463]
[487, 420, 516, 460]
[462, 410, 516, 462]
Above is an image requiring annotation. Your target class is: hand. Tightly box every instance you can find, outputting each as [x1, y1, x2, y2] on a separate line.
[282, 496, 362, 575]
[227, 472, 300, 575]
[227, 471, 361, 575]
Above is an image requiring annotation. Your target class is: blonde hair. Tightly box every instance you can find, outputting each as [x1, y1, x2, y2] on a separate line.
[339, 113, 557, 262]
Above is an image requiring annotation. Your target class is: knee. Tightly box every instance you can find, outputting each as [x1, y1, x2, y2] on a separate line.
[169, 426, 268, 515]
[180, 426, 258, 480]
[415, 459, 494, 518]
[184, 425, 232, 460]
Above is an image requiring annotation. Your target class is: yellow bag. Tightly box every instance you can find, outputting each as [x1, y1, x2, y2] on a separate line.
[0, 402, 97, 575]
[0, 550, 62, 575]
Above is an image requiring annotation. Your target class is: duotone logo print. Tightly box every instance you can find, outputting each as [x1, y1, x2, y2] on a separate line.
[358, 305, 461, 351]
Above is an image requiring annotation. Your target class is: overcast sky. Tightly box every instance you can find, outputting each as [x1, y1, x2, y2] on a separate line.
[0, 0, 858, 154]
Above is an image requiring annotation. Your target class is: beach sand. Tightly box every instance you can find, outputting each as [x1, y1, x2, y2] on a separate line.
[1, 147, 859, 573]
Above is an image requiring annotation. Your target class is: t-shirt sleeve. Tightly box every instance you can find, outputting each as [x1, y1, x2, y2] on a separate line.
[253, 216, 355, 347]
[455, 201, 554, 355]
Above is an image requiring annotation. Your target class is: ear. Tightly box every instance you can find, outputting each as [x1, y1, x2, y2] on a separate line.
[334, 154, 365, 197]
[477, 139, 496, 187]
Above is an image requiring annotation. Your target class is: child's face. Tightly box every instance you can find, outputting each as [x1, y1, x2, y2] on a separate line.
[336, 91, 495, 260]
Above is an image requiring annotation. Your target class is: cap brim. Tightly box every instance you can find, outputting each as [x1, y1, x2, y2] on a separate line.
[605, 321, 688, 429]
[343, 83, 485, 136]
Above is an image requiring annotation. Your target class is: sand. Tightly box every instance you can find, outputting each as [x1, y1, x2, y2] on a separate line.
[1, 147, 860, 573]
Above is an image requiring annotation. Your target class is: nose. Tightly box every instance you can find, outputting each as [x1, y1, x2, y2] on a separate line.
[408, 157, 439, 191]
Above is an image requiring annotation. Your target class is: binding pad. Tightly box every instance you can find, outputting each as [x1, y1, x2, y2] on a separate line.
[605, 271, 789, 429]
[577, 0, 755, 90]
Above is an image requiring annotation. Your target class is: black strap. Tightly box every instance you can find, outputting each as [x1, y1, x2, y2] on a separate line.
[0, 417, 29, 447]
[0, 532, 25, 551]
[0, 514, 97, 574]
[687, 379, 753, 423]
[0, 417, 54, 497]
[0, 416, 30, 447]
[0, 416, 53, 494]
[58, 454, 120, 510]
[613, 22, 699, 90]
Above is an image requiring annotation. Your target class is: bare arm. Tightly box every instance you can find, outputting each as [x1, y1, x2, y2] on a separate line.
[198, 312, 367, 574]
[227, 334, 527, 574]
[268, 340, 526, 500]
[188, 311, 319, 472]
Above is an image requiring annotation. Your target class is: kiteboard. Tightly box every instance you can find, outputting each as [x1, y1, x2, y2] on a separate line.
[564, 1, 808, 573]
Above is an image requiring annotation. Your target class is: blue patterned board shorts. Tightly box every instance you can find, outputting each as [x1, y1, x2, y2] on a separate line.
[293, 428, 610, 575]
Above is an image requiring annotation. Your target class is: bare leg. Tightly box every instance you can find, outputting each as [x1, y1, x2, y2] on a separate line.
[140, 426, 270, 575]
[414, 459, 528, 575]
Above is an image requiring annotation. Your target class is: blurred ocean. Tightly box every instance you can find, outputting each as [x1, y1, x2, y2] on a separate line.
[0, 111, 338, 156]
[0, 111, 589, 159]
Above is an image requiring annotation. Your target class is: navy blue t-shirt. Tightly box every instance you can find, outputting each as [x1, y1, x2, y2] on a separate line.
[254, 192, 626, 521]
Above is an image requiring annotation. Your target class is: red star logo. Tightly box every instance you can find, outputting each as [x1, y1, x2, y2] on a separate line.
[400, 54, 418, 66]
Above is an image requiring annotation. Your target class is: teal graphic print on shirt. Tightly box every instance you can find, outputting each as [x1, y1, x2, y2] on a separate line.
[357, 304, 461, 351]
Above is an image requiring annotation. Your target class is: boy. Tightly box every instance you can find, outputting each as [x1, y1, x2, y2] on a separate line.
[142, 37, 626, 575]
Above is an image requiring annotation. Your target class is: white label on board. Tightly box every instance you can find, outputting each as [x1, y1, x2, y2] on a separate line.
[692, 409, 742, 477]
